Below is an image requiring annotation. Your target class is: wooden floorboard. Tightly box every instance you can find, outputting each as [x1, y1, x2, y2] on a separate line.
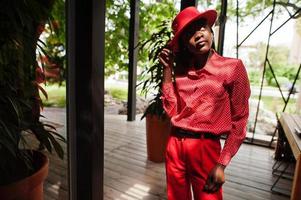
[43, 109, 292, 200]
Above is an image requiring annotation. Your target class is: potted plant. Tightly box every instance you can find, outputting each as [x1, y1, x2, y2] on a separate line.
[0, 0, 65, 199]
[139, 21, 173, 163]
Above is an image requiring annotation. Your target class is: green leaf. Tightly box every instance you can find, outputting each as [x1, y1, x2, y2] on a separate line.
[0, 138, 17, 159]
[43, 123, 57, 130]
[37, 83, 48, 100]
[0, 120, 17, 144]
[6, 96, 21, 124]
[34, 128, 53, 153]
[46, 131, 64, 159]
[48, 130, 66, 143]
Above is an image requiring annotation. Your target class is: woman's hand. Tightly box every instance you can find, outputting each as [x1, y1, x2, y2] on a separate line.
[203, 164, 225, 193]
[158, 48, 174, 69]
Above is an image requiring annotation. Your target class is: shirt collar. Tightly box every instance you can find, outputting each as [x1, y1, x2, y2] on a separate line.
[187, 49, 218, 79]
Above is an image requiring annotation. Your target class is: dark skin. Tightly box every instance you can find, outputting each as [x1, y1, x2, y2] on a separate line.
[159, 19, 226, 193]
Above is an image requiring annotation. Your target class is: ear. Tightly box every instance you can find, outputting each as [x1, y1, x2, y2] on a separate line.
[210, 28, 214, 36]
[210, 30, 215, 43]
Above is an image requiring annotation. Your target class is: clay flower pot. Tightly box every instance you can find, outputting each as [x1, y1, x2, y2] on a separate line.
[0, 151, 49, 200]
[146, 114, 171, 162]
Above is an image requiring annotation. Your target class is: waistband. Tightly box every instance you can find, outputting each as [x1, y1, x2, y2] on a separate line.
[172, 127, 220, 139]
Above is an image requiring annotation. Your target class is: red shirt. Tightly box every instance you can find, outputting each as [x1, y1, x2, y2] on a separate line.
[161, 50, 250, 166]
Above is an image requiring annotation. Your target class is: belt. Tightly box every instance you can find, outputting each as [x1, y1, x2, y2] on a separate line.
[172, 127, 220, 139]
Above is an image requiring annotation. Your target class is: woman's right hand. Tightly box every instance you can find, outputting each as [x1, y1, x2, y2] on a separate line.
[158, 48, 174, 69]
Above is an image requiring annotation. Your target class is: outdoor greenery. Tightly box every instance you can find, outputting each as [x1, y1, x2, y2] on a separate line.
[40, 0, 300, 80]
[248, 43, 300, 87]
[41, 83, 66, 107]
[227, 0, 301, 18]
[106, 87, 128, 101]
[50, 0, 301, 99]
[37, 0, 301, 113]
[229, 1, 301, 88]
[41, 84, 133, 107]
[251, 95, 298, 114]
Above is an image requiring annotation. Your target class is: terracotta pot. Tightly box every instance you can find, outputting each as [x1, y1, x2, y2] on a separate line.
[0, 151, 49, 200]
[146, 114, 171, 162]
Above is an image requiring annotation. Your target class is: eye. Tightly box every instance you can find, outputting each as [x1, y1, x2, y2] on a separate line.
[182, 27, 195, 39]
[186, 28, 195, 36]
[195, 19, 205, 26]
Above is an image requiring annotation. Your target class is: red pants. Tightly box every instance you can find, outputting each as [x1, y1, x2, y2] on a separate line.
[165, 134, 223, 200]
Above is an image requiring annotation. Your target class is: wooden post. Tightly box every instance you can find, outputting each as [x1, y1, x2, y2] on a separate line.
[217, 0, 227, 55]
[127, 0, 139, 121]
[180, 0, 197, 10]
[291, 154, 301, 200]
[67, 0, 105, 199]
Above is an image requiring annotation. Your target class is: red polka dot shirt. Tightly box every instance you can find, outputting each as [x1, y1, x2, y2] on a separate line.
[161, 50, 251, 166]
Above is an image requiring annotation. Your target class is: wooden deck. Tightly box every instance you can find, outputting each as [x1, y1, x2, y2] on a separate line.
[42, 109, 293, 200]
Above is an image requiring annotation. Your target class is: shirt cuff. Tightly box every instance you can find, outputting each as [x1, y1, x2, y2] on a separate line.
[162, 82, 175, 99]
[217, 152, 232, 167]
[162, 82, 174, 93]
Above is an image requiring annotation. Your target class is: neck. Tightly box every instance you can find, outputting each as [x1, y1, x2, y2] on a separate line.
[192, 50, 211, 70]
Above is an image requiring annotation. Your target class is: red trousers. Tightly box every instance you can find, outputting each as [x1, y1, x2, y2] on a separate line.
[165, 134, 223, 200]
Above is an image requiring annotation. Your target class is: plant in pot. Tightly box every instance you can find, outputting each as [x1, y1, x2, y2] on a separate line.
[139, 21, 173, 163]
[0, 0, 65, 199]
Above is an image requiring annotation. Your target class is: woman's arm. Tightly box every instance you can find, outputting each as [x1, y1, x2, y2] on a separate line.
[218, 59, 251, 166]
[204, 59, 250, 193]
[159, 48, 178, 117]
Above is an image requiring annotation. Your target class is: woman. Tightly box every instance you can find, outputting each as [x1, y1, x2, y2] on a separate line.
[159, 7, 250, 200]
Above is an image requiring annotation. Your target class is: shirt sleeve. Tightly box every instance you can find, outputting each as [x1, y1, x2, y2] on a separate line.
[161, 82, 178, 117]
[218, 59, 251, 166]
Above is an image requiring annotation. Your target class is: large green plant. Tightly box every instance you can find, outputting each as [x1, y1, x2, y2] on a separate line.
[105, 0, 176, 77]
[0, 0, 65, 185]
[139, 21, 173, 119]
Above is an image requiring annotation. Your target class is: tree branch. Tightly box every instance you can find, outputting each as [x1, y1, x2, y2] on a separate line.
[275, 1, 301, 18]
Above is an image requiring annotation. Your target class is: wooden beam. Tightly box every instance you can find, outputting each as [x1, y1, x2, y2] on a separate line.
[67, 0, 105, 199]
[127, 0, 139, 121]
[91, 0, 105, 199]
[180, 0, 197, 10]
[292, 154, 301, 200]
[279, 113, 301, 200]
[217, 0, 227, 55]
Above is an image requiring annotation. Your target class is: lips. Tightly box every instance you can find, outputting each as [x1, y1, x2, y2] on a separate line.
[196, 40, 206, 48]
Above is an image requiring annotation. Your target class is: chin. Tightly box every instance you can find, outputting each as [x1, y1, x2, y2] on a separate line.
[195, 47, 210, 55]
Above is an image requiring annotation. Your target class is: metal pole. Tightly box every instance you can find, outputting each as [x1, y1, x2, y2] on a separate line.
[252, 0, 276, 143]
[217, 0, 227, 55]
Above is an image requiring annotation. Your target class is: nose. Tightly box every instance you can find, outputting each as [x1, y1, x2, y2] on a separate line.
[194, 31, 203, 42]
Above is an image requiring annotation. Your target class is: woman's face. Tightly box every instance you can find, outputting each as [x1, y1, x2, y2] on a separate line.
[181, 19, 213, 55]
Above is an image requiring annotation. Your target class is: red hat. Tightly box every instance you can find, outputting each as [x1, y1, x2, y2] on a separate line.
[168, 7, 217, 52]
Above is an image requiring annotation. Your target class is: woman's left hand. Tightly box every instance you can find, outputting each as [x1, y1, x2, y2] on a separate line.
[203, 164, 225, 193]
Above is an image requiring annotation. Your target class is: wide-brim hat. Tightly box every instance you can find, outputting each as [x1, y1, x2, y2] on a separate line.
[168, 7, 217, 52]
